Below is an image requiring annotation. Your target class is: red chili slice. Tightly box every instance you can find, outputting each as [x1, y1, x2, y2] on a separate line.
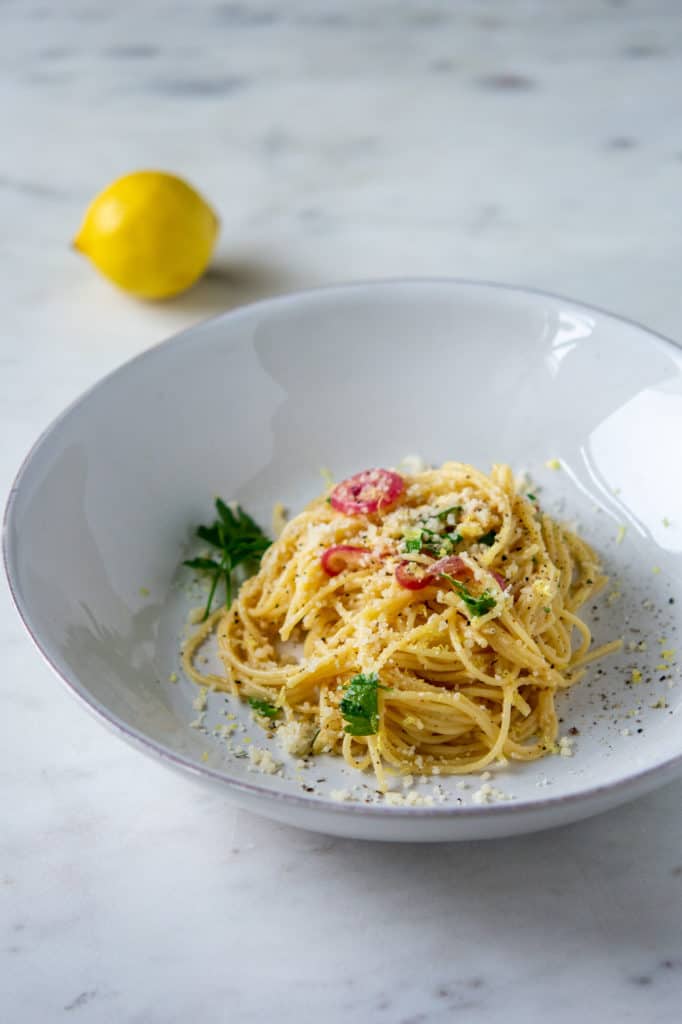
[395, 560, 432, 590]
[330, 469, 405, 516]
[430, 556, 473, 579]
[321, 545, 373, 576]
[395, 555, 472, 591]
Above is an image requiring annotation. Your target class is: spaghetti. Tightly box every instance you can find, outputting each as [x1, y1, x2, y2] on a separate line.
[183, 462, 620, 787]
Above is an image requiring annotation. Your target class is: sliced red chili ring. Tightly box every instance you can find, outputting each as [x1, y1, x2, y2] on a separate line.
[321, 544, 374, 577]
[394, 560, 432, 590]
[395, 555, 472, 591]
[330, 469, 405, 516]
[430, 555, 472, 579]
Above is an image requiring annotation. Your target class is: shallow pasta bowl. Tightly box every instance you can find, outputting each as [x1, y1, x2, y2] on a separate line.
[4, 280, 682, 841]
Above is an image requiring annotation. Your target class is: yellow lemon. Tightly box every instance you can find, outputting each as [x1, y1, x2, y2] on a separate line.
[73, 170, 219, 299]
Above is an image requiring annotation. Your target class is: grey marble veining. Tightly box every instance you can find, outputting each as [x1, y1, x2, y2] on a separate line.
[2, 1, 682, 1021]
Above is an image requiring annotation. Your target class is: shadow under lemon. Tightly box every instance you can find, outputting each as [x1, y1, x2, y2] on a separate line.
[161, 256, 308, 318]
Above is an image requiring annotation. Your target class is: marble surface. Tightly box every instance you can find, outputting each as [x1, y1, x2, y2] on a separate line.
[2, 1, 682, 1020]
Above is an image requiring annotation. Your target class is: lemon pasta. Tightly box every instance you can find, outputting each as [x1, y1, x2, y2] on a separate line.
[182, 463, 620, 788]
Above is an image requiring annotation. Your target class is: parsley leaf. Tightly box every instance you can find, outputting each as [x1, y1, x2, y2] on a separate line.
[404, 531, 424, 553]
[339, 672, 388, 736]
[248, 698, 280, 719]
[183, 556, 223, 572]
[436, 504, 462, 520]
[184, 499, 271, 620]
[440, 574, 496, 616]
[478, 530, 497, 547]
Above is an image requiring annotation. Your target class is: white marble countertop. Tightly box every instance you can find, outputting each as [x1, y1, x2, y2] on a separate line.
[2, 1, 682, 1020]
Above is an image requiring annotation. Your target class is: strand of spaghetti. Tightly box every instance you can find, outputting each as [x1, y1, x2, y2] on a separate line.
[482, 686, 514, 765]
[569, 636, 623, 669]
[561, 608, 593, 662]
[181, 607, 229, 688]
[341, 732, 373, 771]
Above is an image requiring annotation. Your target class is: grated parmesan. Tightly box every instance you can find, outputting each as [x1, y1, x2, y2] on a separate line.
[384, 790, 435, 807]
[277, 720, 317, 758]
[472, 783, 509, 804]
[247, 746, 281, 775]
[192, 686, 209, 712]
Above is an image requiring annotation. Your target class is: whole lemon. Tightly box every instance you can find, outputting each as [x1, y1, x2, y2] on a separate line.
[73, 170, 219, 299]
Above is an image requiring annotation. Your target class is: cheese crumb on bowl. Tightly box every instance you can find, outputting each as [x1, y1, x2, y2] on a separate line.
[192, 686, 209, 712]
[399, 454, 427, 475]
[248, 746, 281, 775]
[472, 783, 510, 805]
[384, 790, 435, 807]
[277, 720, 317, 758]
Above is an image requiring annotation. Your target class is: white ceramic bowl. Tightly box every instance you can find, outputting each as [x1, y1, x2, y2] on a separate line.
[5, 280, 682, 841]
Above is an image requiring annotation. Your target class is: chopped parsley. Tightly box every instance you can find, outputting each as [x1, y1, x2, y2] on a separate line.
[404, 528, 426, 553]
[478, 530, 497, 547]
[441, 574, 496, 616]
[402, 504, 463, 557]
[526, 493, 537, 502]
[339, 672, 388, 736]
[184, 499, 271, 620]
[248, 698, 280, 719]
[404, 527, 462, 557]
[436, 504, 462, 520]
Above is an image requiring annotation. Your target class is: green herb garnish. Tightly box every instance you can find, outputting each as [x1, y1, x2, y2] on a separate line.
[436, 504, 462, 520]
[404, 528, 461, 557]
[478, 530, 497, 547]
[404, 528, 425, 553]
[248, 698, 280, 719]
[526, 492, 537, 502]
[440, 574, 496, 616]
[431, 533, 461, 556]
[339, 672, 388, 736]
[402, 504, 463, 557]
[184, 499, 271, 620]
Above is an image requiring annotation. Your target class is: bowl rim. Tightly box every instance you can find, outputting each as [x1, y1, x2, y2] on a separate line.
[4, 276, 682, 820]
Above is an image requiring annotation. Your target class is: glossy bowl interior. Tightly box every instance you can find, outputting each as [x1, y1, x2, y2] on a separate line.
[4, 280, 682, 840]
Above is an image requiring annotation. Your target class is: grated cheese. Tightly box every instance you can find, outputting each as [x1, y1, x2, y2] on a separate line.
[384, 790, 435, 807]
[277, 720, 317, 758]
[192, 686, 209, 712]
[472, 783, 509, 804]
[247, 746, 281, 775]
[399, 454, 428, 475]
